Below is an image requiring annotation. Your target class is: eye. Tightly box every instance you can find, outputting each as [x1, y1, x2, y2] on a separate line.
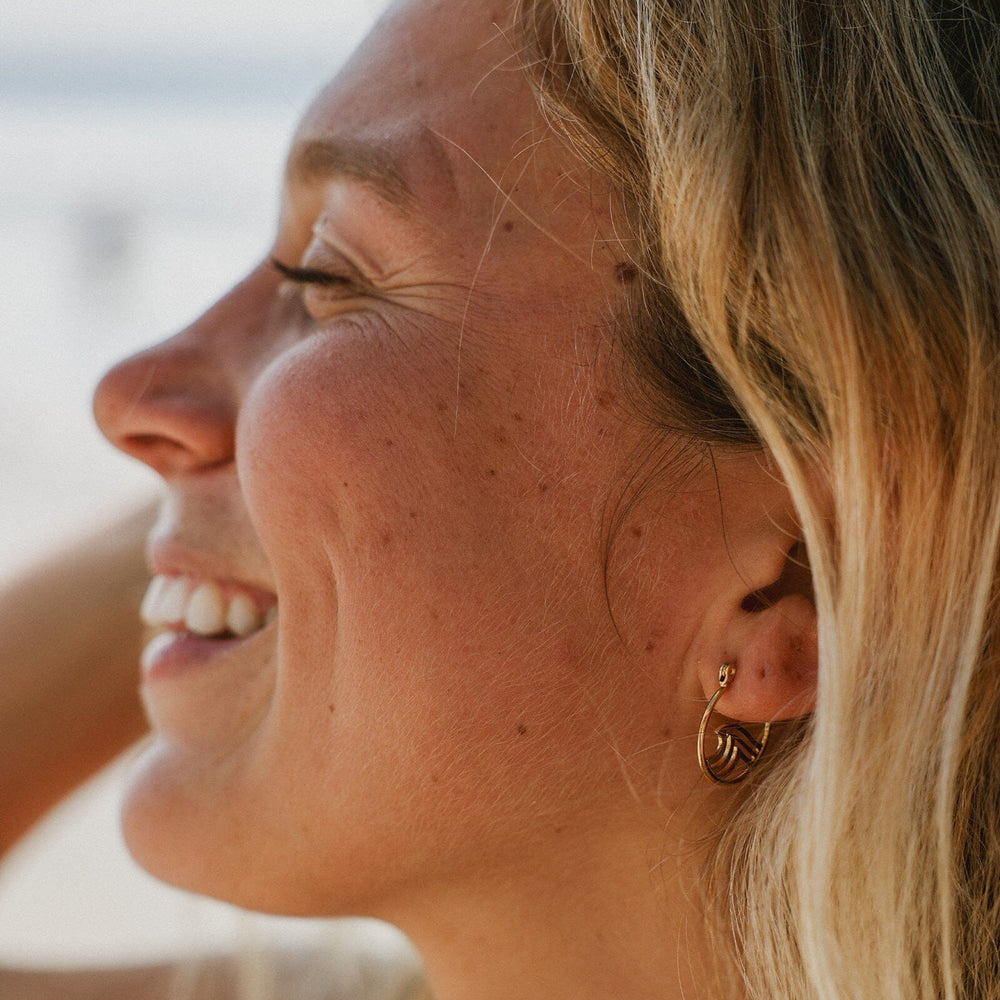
[269, 255, 369, 318]
[270, 256, 358, 293]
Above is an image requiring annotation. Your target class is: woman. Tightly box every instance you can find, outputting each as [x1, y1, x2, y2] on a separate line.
[4, 0, 1000, 997]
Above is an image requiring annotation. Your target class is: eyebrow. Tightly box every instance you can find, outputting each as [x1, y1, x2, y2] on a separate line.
[286, 136, 416, 211]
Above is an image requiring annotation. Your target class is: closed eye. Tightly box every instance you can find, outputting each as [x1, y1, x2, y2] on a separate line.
[269, 256, 355, 290]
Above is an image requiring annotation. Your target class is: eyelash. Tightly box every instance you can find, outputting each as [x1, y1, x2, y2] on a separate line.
[269, 256, 356, 292]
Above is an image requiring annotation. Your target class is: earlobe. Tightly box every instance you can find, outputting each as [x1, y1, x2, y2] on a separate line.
[706, 591, 818, 724]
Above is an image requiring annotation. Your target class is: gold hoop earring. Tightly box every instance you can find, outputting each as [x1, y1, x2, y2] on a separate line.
[697, 663, 771, 784]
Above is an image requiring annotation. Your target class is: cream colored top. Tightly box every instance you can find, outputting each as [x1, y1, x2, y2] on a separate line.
[0, 940, 431, 1000]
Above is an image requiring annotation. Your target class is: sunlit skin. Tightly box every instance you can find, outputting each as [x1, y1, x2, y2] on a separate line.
[93, 0, 817, 997]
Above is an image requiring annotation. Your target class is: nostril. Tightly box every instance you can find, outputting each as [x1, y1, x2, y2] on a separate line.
[117, 433, 226, 477]
[118, 433, 190, 464]
[129, 433, 176, 450]
[105, 401, 236, 475]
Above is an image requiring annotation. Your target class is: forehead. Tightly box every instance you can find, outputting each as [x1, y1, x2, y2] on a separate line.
[290, 0, 578, 220]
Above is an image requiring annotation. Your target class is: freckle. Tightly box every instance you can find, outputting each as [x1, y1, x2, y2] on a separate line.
[661, 724, 672, 739]
[615, 261, 638, 284]
[436, 400, 448, 413]
[759, 667, 767, 680]
[538, 482, 549, 493]
[328, 704, 335, 714]
[381, 531, 393, 546]
[488, 468, 497, 477]
[342, 481, 349, 488]
[645, 640, 656, 653]
[431, 773, 440, 784]
[409, 510, 418, 519]
[631, 525, 643, 538]
[385, 438, 393, 447]
[596, 390, 615, 408]
[517, 723, 528, 736]
[554, 826, 566, 834]
[494, 429, 508, 445]
[512, 412, 524, 422]
[503, 220, 514, 233]
[430, 608, 440, 621]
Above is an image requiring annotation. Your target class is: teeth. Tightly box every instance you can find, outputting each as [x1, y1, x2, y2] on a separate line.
[141, 574, 276, 638]
[185, 581, 227, 636]
[227, 593, 262, 637]
[160, 576, 191, 623]
[139, 574, 169, 626]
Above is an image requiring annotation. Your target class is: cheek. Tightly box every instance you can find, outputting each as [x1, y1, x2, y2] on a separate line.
[236, 326, 622, 747]
[237, 327, 499, 690]
[237, 316, 583, 603]
[237, 325, 472, 569]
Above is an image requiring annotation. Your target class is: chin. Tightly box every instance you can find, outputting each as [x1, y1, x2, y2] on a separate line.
[119, 738, 408, 919]
[121, 737, 279, 910]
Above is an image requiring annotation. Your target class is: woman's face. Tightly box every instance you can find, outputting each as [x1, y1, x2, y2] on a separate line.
[95, 0, 772, 919]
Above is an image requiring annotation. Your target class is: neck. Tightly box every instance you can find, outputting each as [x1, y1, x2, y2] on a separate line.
[383, 817, 722, 1000]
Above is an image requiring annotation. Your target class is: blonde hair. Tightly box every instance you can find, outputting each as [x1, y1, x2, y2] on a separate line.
[518, 1, 1000, 997]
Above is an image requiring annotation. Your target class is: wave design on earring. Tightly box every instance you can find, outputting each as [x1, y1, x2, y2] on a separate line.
[697, 663, 771, 784]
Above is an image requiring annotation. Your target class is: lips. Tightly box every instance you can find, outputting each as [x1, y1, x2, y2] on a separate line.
[141, 574, 277, 638]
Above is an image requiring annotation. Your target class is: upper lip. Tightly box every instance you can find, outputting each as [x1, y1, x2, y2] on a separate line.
[146, 536, 278, 601]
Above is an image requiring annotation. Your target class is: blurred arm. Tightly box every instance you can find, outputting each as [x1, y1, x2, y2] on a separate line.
[0, 502, 155, 857]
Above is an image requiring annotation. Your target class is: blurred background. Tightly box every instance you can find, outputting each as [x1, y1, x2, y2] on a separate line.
[0, 0, 395, 968]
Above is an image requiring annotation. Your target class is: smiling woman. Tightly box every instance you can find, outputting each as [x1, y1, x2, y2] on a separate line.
[5, 0, 1000, 998]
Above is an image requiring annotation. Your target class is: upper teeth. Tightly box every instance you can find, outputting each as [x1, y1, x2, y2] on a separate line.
[141, 575, 277, 638]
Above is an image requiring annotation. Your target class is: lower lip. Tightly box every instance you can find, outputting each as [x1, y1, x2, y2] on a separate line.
[141, 628, 270, 681]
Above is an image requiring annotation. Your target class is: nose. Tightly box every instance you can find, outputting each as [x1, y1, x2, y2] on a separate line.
[94, 341, 236, 477]
[94, 266, 271, 478]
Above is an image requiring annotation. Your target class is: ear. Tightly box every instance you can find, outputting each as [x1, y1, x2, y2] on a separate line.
[700, 541, 818, 723]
